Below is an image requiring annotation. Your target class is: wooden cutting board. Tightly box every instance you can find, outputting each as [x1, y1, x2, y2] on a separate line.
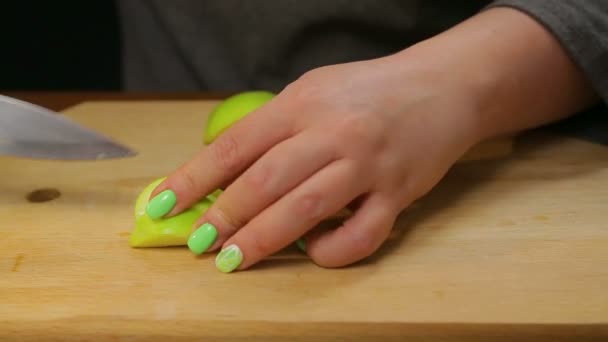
[1, 100, 607, 341]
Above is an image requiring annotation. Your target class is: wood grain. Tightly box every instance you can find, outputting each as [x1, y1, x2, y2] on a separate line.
[1, 100, 607, 341]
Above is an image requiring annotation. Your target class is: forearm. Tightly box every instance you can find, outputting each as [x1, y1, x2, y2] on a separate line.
[389, 7, 599, 142]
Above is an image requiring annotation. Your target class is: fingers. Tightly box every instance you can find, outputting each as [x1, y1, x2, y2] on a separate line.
[189, 131, 337, 253]
[215, 159, 367, 272]
[306, 193, 398, 268]
[145, 100, 293, 219]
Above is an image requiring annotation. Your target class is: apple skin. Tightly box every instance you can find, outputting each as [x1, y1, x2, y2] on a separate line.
[130, 90, 272, 247]
[129, 177, 222, 248]
[204, 91, 275, 144]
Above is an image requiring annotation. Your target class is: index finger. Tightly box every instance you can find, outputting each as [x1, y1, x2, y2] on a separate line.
[145, 99, 292, 219]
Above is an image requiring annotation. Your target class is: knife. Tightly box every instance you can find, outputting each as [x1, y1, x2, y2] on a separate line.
[0, 94, 136, 160]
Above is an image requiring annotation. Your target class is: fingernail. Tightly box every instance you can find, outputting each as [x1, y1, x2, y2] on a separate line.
[296, 239, 307, 253]
[215, 244, 243, 273]
[146, 189, 177, 219]
[188, 223, 218, 255]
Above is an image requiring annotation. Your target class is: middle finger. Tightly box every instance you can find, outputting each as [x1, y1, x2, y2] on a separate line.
[188, 130, 337, 254]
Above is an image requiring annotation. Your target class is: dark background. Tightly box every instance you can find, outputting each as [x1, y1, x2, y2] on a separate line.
[0, 1, 121, 91]
[0, 1, 606, 143]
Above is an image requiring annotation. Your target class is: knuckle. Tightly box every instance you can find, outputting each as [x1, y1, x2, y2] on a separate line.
[295, 67, 324, 85]
[294, 192, 325, 224]
[212, 135, 242, 173]
[286, 73, 327, 107]
[212, 204, 246, 233]
[242, 162, 274, 196]
[292, 85, 322, 108]
[336, 115, 367, 140]
[347, 227, 381, 258]
[391, 180, 426, 207]
[334, 115, 386, 153]
[175, 165, 200, 193]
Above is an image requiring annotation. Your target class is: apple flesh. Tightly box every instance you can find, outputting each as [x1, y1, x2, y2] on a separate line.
[129, 177, 222, 247]
[204, 90, 275, 144]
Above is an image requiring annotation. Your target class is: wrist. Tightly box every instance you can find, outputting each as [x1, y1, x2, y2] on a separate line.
[388, 7, 598, 143]
[382, 43, 490, 148]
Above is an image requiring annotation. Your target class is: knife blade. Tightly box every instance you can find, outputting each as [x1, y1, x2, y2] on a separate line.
[0, 94, 137, 160]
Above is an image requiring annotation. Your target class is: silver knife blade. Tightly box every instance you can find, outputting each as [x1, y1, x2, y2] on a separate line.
[0, 94, 137, 160]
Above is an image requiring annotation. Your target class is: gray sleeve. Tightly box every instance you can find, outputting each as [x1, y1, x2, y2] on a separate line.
[486, 0, 608, 105]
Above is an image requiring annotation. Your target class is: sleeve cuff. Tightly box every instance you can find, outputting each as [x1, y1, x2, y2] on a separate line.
[485, 0, 608, 105]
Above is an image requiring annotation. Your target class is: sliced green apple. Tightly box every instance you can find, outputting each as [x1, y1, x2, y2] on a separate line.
[204, 90, 275, 144]
[130, 91, 273, 247]
[129, 177, 222, 248]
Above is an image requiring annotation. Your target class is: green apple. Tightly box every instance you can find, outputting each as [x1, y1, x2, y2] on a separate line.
[130, 90, 272, 247]
[129, 177, 222, 248]
[204, 90, 275, 144]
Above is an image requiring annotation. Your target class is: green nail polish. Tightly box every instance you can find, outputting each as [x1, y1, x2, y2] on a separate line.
[296, 239, 307, 253]
[215, 244, 243, 273]
[146, 189, 177, 219]
[188, 223, 218, 255]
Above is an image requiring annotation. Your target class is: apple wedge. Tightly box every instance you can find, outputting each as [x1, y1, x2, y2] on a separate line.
[203, 91, 275, 144]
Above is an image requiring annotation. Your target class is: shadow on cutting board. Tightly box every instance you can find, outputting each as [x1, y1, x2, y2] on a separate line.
[352, 128, 607, 267]
[248, 114, 608, 272]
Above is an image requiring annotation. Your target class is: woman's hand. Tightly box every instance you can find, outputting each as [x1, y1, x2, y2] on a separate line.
[147, 7, 597, 272]
[147, 54, 481, 272]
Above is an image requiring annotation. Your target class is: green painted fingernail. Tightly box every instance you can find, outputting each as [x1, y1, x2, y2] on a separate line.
[296, 239, 307, 253]
[188, 223, 218, 255]
[146, 189, 177, 219]
[215, 244, 243, 273]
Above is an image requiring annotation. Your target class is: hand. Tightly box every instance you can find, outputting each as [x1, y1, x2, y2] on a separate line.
[147, 7, 597, 272]
[147, 54, 481, 272]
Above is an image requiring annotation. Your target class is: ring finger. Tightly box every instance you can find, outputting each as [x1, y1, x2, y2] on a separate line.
[187, 130, 337, 254]
[216, 159, 368, 272]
